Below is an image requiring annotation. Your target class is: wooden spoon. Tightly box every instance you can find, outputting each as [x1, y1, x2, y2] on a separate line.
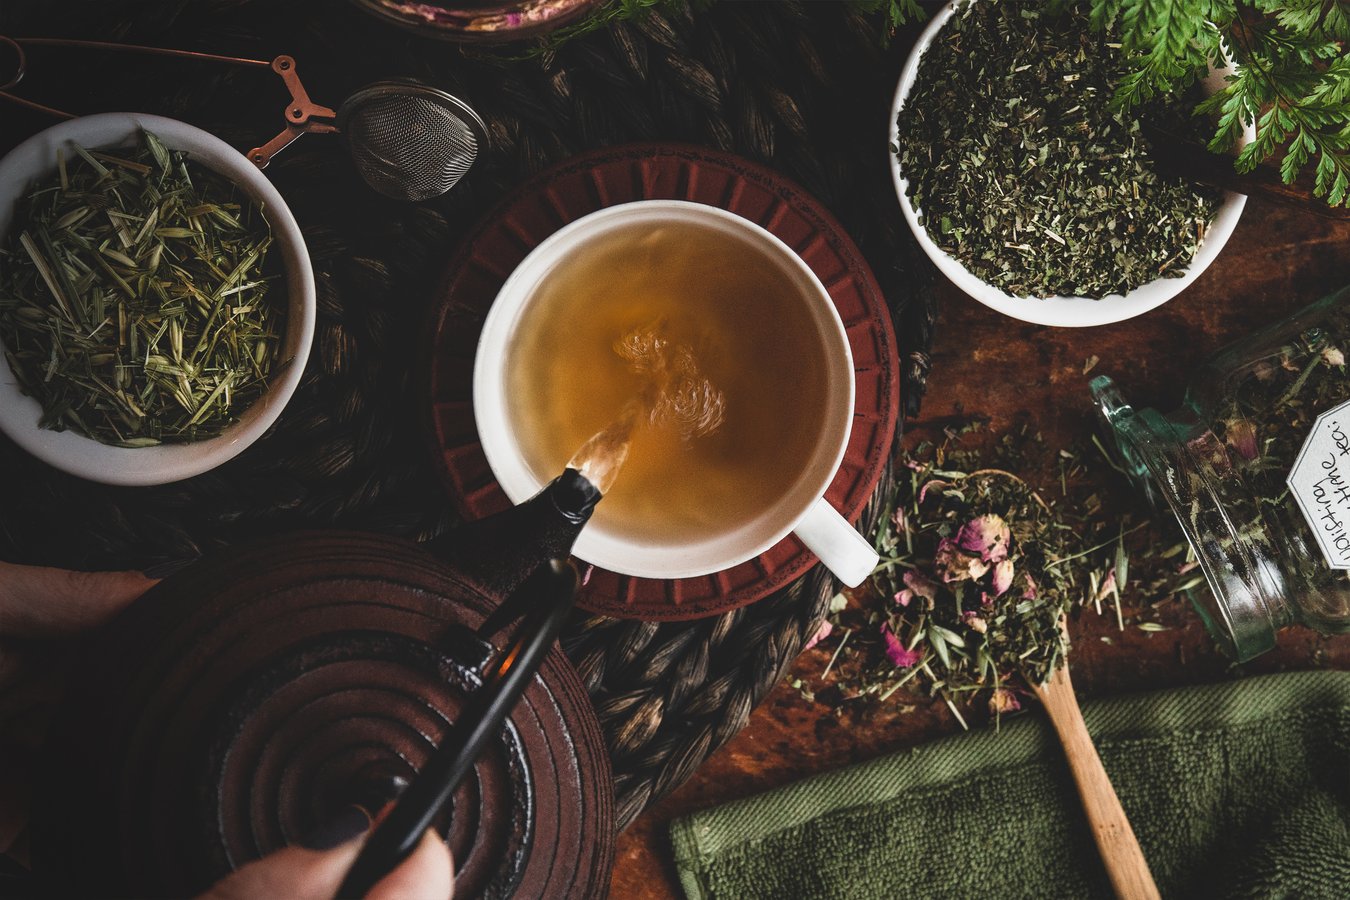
[1029, 620, 1161, 900]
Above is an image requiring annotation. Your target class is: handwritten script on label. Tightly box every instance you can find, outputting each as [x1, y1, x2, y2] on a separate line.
[1288, 401, 1350, 570]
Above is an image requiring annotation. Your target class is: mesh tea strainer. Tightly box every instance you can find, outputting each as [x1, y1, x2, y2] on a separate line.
[0, 36, 486, 202]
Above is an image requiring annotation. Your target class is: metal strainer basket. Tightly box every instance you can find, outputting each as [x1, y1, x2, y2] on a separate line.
[339, 80, 486, 202]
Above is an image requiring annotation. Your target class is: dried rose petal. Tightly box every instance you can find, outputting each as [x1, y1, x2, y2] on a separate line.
[935, 537, 989, 582]
[963, 610, 988, 634]
[881, 622, 921, 668]
[893, 589, 914, 608]
[956, 514, 1010, 562]
[903, 569, 940, 600]
[918, 479, 951, 505]
[1022, 573, 1037, 600]
[989, 688, 1021, 715]
[1224, 418, 1259, 462]
[804, 619, 833, 650]
[992, 558, 1015, 595]
[1323, 346, 1346, 367]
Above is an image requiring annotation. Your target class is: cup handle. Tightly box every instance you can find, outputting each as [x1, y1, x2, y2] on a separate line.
[792, 497, 878, 588]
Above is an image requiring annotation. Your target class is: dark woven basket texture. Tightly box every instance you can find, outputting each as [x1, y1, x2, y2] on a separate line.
[0, 0, 933, 828]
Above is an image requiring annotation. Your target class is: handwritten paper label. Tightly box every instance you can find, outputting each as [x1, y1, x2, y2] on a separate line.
[1288, 400, 1350, 570]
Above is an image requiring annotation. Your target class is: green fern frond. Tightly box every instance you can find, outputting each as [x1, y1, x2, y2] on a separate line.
[1250, 0, 1350, 41]
[851, 0, 926, 45]
[1091, 0, 1350, 207]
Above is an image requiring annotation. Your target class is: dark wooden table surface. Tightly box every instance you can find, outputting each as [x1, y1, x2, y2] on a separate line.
[608, 198, 1350, 898]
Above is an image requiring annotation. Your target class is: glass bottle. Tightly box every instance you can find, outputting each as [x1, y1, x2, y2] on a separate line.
[1092, 284, 1350, 661]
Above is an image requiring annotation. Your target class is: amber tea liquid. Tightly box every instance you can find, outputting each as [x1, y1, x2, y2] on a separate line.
[506, 221, 830, 544]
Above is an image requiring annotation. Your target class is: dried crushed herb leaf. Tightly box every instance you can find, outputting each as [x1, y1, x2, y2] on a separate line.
[893, 0, 1221, 299]
[0, 129, 282, 446]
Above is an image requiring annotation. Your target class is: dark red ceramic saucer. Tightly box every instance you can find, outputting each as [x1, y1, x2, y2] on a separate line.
[427, 144, 899, 621]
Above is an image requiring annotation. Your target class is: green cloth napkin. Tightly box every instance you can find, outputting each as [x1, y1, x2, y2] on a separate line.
[670, 670, 1350, 899]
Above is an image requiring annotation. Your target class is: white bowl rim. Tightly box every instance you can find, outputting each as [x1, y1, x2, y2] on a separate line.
[0, 112, 315, 485]
[888, 0, 1253, 328]
[472, 199, 857, 580]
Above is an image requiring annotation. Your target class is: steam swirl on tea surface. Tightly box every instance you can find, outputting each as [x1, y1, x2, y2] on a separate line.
[569, 318, 726, 495]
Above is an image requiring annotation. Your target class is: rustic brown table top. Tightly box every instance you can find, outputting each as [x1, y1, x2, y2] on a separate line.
[609, 197, 1350, 898]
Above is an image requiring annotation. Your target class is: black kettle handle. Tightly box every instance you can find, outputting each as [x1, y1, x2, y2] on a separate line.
[334, 559, 581, 899]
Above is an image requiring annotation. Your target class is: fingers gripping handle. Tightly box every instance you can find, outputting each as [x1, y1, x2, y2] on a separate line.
[792, 498, 877, 588]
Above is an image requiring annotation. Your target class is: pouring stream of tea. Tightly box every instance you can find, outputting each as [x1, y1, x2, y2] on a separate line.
[567, 319, 725, 494]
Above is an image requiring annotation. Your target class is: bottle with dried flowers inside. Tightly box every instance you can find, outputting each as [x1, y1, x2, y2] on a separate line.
[1093, 285, 1350, 660]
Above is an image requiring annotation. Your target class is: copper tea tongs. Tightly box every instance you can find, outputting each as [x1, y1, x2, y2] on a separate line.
[0, 35, 486, 201]
[0, 35, 336, 168]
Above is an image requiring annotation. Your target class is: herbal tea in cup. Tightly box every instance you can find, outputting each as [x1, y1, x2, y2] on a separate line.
[474, 201, 878, 586]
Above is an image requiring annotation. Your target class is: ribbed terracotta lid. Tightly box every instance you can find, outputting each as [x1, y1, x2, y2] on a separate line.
[32, 532, 613, 899]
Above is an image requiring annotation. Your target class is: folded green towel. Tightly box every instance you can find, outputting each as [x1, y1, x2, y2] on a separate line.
[670, 670, 1350, 900]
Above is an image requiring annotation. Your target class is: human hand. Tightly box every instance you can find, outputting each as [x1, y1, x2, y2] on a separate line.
[0, 560, 158, 858]
[199, 825, 454, 900]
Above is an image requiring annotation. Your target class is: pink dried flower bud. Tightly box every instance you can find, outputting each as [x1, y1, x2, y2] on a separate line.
[894, 589, 914, 608]
[1323, 346, 1345, 367]
[963, 610, 988, 634]
[956, 514, 1010, 562]
[989, 688, 1021, 715]
[1224, 418, 1259, 462]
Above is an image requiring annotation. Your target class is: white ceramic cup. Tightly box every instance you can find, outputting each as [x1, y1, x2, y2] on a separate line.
[474, 200, 879, 587]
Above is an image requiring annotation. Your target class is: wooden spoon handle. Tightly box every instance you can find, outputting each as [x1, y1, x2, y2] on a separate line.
[1034, 667, 1162, 900]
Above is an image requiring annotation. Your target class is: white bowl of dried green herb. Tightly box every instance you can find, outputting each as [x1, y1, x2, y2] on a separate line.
[889, 0, 1252, 328]
[0, 113, 314, 485]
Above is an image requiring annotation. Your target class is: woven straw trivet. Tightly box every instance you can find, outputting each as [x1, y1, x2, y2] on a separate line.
[0, 0, 933, 828]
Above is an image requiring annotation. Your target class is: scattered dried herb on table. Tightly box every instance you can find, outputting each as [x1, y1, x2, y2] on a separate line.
[893, 0, 1221, 299]
[799, 423, 1201, 727]
[0, 130, 281, 446]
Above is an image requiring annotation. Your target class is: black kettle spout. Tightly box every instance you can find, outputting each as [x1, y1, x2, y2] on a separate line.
[430, 468, 601, 598]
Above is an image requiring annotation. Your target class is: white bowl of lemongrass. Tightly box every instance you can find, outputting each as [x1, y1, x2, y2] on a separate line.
[0, 113, 314, 485]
